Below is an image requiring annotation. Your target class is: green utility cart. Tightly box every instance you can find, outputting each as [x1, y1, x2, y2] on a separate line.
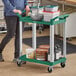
[16, 10, 69, 72]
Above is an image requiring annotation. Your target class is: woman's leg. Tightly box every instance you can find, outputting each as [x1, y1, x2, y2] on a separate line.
[0, 16, 17, 61]
[14, 17, 20, 58]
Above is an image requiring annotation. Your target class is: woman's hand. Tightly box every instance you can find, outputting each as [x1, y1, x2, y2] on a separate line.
[25, 5, 30, 16]
[13, 9, 22, 14]
[25, 5, 30, 12]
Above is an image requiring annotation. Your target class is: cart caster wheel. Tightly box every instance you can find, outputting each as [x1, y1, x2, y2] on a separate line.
[48, 67, 53, 73]
[39, 30, 42, 34]
[17, 60, 22, 67]
[61, 62, 65, 68]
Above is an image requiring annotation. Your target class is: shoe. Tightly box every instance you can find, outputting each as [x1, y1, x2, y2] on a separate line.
[0, 53, 4, 62]
[13, 58, 18, 63]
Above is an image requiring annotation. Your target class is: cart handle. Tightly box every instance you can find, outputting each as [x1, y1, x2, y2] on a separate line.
[16, 10, 26, 18]
[50, 14, 69, 25]
[16, 10, 32, 19]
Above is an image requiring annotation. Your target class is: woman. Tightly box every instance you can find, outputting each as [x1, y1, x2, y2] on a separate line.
[0, 0, 30, 62]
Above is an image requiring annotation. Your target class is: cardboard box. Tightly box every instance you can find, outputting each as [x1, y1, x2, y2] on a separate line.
[36, 48, 48, 61]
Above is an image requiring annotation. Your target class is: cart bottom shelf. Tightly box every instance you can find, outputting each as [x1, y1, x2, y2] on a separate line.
[18, 55, 66, 66]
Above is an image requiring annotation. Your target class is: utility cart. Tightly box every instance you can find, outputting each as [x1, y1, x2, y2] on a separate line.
[16, 10, 69, 72]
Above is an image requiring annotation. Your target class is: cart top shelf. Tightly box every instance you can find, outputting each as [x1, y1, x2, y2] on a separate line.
[17, 14, 69, 25]
[16, 8, 69, 25]
[19, 16, 52, 25]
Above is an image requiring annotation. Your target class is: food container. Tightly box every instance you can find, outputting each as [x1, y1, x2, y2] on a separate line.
[43, 10, 60, 22]
[44, 5, 59, 12]
[36, 48, 48, 61]
[26, 48, 35, 59]
[31, 6, 44, 14]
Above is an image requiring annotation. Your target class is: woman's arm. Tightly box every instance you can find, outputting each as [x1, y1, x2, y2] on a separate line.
[2, 0, 15, 11]
[2, 0, 22, 14]
[24, 0, 30, 16]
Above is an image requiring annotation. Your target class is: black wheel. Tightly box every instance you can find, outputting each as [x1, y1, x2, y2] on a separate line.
[39, 30, 42, 34]
[61, 62, 65, 68]
[17, 61, 22, 67]
[48, 67, 53, 73]
[17, 60, 26, 67]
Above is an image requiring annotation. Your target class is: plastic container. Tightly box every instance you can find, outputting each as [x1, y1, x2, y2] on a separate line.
[43, 10, 60, 22]
[54, 44, 62, 61]
[31, 6, 44, 14]
[26, 48, 35, 59]
[48, 44, 62, 61]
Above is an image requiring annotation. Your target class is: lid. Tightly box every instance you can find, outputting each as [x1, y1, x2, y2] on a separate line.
[31, 6, 44, 9]
[45, 5, 58, 8]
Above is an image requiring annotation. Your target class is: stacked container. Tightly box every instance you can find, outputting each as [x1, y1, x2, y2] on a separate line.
[43, 5, 60, 22]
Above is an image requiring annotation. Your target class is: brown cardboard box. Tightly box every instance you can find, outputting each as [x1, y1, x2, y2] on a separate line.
[36, 48, 48, 61]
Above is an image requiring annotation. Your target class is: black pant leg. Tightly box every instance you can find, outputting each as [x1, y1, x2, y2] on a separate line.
[0, 16, 17, 53]
[14, 17, 20, 58]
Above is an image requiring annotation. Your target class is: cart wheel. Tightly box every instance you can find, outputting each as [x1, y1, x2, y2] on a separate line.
[48, 67, 53, 73]
[17, 60, 22, 67]
[61, 62, 65, 68]
[39, 30, 42, 34]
